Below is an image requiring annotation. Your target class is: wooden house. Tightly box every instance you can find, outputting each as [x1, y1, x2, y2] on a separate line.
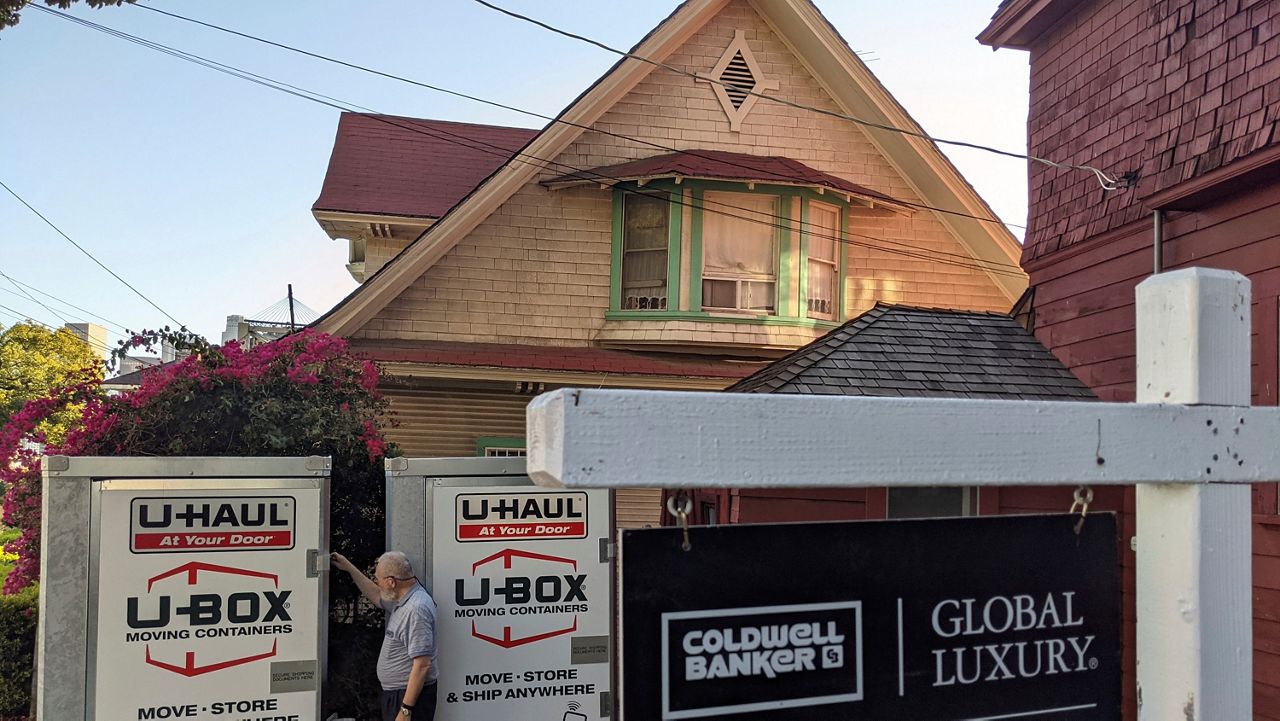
[311, 0, 1027, 528]
[979, 0, 1280, 717]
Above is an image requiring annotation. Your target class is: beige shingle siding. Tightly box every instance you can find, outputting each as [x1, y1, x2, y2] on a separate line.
[356, 0, 1011, 345]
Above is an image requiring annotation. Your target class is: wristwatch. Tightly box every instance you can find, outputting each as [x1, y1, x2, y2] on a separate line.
[399, 703, 413, 717]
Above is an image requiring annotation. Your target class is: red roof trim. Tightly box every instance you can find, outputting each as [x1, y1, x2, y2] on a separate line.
[354, 341, 757, 379]
[541, 150, 906, 208]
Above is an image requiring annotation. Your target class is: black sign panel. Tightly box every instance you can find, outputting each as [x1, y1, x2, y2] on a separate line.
[621, 514, 1120, 721]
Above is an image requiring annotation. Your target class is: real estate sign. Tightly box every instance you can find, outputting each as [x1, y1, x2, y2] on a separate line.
[89, 478, 327, 721]
[621, 514, 1120, 721]
[431, 485, 612, 721]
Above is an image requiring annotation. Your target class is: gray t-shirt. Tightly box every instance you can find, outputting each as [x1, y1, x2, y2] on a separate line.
[377, 584, 439, 689]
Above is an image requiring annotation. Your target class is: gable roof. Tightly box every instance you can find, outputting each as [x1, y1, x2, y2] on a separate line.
[314, 0, 1025, 337]
[312, 113, 539, 219]
[541, 149, 911, 212]
[727, 303, 1094, 400]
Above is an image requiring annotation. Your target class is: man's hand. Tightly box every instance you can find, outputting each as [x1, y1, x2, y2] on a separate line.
[331, 551, 382, 606]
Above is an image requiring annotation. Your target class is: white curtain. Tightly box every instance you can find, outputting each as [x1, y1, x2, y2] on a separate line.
[702, 192, 777, 277]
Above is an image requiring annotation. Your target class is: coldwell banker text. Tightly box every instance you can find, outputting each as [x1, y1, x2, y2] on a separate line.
[931, 591, 1094, 686]
[682, 621, 845, 680]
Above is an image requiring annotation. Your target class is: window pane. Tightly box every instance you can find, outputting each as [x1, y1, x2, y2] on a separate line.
[622, 193, 669, 309]
[622, 250, 668, 310]
[887, 487, 966, 519]
[624, 194, 669, 250]
[808, 203, 839, 262]
[742, 281, 776, 312]
[807, 261, 835, 317]
[702, 279, 737, 309]
[702, 192, 777, 277]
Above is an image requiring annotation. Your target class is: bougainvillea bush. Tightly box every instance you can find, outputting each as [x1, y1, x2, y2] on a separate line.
[0, 328, 396, 717]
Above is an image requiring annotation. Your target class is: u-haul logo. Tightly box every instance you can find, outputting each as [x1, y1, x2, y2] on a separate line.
[130, 496, 295, 553]
[455, 492, 587, 542]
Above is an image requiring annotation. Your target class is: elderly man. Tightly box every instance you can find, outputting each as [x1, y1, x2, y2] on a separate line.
[332, 551, 438, 721]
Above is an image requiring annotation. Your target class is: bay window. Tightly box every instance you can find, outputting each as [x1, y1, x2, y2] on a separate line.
[609, 181, 847, 327]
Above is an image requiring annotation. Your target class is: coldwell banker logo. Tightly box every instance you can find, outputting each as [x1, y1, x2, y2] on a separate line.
[124, 561, 294, 677]
[661, 601, 862, 720]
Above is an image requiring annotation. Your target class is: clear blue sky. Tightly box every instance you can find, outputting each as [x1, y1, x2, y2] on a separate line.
[0, 0, 1028, 350]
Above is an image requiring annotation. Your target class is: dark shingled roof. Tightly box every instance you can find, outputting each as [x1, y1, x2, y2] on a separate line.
[726, 304, 1095, 400]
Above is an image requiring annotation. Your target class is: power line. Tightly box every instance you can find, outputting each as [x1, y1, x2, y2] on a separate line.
[130, 1, 1025, 230]
[470, 0, 1122, 191]
[0, 266, 69, 324]
[31, 5, 1025, 280]
[41, 4, 1025, 278]
[0, 275, 130, 332]
[0, 177, 186, 329]
[0, 302, 118, 356]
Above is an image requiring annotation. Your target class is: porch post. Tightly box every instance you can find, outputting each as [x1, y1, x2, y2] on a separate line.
[1135, 268, 1252, 719]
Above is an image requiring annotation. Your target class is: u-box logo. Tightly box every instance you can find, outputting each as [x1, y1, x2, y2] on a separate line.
[661, 601, 863, 720]
[123, 561, 294, 677]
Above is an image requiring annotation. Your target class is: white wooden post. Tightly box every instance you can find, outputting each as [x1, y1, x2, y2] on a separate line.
[1135, 268, 1252, 720]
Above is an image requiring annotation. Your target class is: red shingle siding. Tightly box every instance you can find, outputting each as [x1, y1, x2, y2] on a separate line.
[1023, 0, 1280, 263]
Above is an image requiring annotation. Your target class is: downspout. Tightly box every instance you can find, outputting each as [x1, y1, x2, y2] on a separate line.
[1152, 209, 1164, 274]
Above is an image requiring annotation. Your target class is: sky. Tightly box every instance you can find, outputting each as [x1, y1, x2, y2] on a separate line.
[0, 0, 1029, 352]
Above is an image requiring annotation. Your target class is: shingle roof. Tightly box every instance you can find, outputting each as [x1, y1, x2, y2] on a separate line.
[312, 113, 540, 219]
[542, 150, 908, 210]
[726, 304, 1095, 400]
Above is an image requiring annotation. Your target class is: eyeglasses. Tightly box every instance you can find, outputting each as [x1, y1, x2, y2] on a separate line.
[378, 574, 411, 583]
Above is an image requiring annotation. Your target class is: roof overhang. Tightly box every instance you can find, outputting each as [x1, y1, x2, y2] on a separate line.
[976, 0, 1080, 51]
[542, 171, 913, 215]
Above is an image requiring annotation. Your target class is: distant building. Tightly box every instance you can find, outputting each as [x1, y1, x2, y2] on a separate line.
[222, 295, 320, 349]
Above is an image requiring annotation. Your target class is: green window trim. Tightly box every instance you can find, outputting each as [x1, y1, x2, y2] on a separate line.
[475, 436, 526, 456]
[611, 188, 683, 313]
[610, 179, 849, 325]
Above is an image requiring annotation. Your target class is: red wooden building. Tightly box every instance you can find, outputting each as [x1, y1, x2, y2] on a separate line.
[979, 0, 1280, 717]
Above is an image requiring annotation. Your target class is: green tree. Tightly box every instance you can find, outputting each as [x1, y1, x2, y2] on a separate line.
[0, 322, 102, 444]
[1, 0, 132, 32]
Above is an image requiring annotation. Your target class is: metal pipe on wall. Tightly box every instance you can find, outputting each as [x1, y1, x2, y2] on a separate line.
[1153, 209, 1164, 274]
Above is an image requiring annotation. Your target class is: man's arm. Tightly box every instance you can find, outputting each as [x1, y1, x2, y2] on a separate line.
[330, 552, 381, 607]
[399, 655, 432, 716]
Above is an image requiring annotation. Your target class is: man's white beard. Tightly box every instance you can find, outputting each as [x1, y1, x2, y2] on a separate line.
[380, 587, 397, 603]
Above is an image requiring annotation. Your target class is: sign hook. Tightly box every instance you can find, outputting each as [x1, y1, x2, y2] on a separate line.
[1070, 485, 1093, 535]
[666, 492, 693, 552]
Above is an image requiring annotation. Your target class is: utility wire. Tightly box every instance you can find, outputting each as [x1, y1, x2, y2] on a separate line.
[0, 275, 129, 332]
[0, 177, 186, 329]
[32, 5, 1025, 279]
[130, 1, 1025, 230]
[470, 0, 1122, 191]
[0, 302, 118, 356]
[0, 266, 69, 324]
